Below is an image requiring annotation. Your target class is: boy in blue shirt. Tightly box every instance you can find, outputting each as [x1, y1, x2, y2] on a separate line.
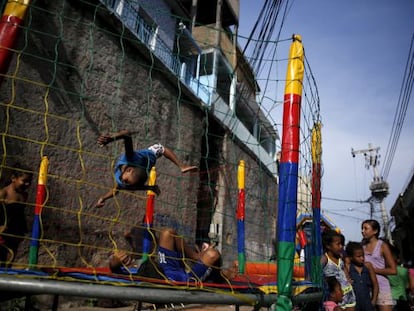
[95, 129, 197, 208]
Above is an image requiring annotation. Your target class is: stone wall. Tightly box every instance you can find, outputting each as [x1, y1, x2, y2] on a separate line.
[0, 0, 278, 268]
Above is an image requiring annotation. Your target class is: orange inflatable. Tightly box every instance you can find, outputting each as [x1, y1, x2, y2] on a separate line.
[244, 261, 305, 278]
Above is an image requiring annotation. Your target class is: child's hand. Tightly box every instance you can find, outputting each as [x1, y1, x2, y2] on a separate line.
[222, 260, 239, 280]
[95, 197, 105, 208]
[109, 250, 134, 270]
[151, 185, 160, 196]
[97, 134, 114, 147]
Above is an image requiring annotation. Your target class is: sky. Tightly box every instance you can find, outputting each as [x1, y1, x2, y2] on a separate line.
[238, 1, 414, 243]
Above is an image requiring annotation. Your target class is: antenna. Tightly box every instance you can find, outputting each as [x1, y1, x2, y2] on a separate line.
[351, 143, 391, 241]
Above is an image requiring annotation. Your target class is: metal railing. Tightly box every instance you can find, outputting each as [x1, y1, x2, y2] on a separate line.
[100, 0, 210, 103]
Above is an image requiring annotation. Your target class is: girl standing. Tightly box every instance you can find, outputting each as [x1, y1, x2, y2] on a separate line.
[322, 229, 356, 311]
[361, 219, 397, 311]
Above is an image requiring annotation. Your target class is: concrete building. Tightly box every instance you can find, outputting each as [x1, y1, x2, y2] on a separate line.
[390, 170, 414, 263]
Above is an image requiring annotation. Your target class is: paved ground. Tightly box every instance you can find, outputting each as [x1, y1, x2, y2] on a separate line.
[2, 295, 271, 311]
[17, 297, 267, 311]
[59, 306, 260, 311]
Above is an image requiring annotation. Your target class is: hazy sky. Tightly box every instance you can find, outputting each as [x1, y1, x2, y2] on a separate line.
[239, 1, 414, 243]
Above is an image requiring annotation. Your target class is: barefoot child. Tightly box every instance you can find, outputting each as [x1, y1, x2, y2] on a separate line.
[345, 241, 378, 311]
[109, 228, 238, 283]
[95, 129, 197, 208]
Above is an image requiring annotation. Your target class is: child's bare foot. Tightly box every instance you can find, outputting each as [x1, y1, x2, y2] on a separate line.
[181, 166, 198, 173]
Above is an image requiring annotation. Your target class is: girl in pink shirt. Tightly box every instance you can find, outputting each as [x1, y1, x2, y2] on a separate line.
[324, 276, 344, 311]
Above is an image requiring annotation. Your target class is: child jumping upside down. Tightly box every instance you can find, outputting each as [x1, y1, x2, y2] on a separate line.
[95, 129, 197, 208]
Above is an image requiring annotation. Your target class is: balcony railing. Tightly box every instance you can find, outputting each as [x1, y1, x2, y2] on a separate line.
[100, 0, 210, 103]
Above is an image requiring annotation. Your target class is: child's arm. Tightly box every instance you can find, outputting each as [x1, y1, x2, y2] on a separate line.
[0, 188, 7, 201]
[109, 250, 134, 272]
[375, 242, 397, 276]
[409, 268, 414, 295]
[97, 129, 134, 158]
[95, 188, 119, 208]
[0, 189, 7, 232]
[220, 260, 239, 280]
[365, 262, 379, 306]
[321, 253, 328, 267]
[343, 257, 352, 283]
[132, 184, 160, 196]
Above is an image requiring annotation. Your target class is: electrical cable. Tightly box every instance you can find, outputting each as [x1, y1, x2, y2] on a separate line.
[381, 32, 414, 180]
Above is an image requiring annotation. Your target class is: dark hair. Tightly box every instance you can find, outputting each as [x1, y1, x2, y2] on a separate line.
[388, 243, 399, 259]
[11, 163, 32, 177]
[322, 229, 343, 251]
[362, 219, 380, 238]
[326, 276, 340, 294]
[345, 241, 363, 257]
[1, 163, 33, 187]
[339, 232, 345, 246]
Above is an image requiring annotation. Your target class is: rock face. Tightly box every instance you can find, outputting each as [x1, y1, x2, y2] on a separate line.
[0, 0, 278, 269]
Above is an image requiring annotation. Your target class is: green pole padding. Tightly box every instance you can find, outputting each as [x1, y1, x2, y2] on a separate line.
[276, 293, 293, 311]
[238, 253, 246, 274]
[28, 247, 38, 268]
[311, 255, 322, 287]
[277, 241, 295, 309]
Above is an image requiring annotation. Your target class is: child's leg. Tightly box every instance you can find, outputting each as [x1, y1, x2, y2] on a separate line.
[162, 147, 198, 173]
[158, 228, 199, 260]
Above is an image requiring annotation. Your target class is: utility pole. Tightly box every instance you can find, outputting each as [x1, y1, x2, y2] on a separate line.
[351, 143, 392, 241]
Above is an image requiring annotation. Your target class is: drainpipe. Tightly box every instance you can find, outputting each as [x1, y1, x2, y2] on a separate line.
[210, 133, 227, 253]
[229, 24, 238, 112]
[211, 0, 222, 96]
[190, 0, 198, 32]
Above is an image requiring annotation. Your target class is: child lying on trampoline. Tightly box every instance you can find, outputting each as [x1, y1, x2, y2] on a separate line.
[95, 129, 197, 208]
[109, 227, 238, 283]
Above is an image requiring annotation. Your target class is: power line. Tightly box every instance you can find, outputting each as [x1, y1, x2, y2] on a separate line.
[381, 32, 414, 180]
[322, 196, 368, 204]
[323, 210, 367, 222]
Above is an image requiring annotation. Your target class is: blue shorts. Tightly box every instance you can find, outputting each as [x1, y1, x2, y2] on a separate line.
[157, 246, 211, 282]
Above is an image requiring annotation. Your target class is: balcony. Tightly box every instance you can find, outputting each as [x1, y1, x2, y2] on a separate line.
[100, 0, 210, 102]
[176, 0, 239, 27]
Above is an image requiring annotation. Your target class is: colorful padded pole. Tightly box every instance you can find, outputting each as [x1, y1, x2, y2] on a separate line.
[29, 156, 48, 268]
[0, 0, 30, 86]
[276, 34, 304, 311]
[236, 160, 246, 274]
[311, 122, 323, 286]
[142, 167, 156, 261]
